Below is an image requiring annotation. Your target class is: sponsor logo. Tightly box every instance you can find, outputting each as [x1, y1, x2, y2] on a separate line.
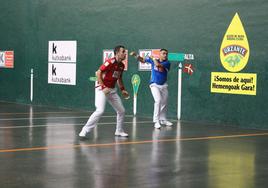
[220, 13, 250, 72]
[222, 45, 248, 57]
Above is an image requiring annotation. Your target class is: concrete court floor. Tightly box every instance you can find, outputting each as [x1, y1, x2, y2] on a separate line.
[0, 101, 268, 188]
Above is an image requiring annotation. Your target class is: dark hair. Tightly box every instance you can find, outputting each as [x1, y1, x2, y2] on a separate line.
[114, 45, 125, 55]
[160, 48, 168, 53]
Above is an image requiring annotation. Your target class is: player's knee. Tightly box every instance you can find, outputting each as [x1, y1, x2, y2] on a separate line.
[95, 108, 105, 116]
[117, 107, 125, 115]
[154, 100, 161, 105]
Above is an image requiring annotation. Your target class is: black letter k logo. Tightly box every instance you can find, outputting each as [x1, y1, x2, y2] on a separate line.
[52, 43, 57, 54]
[52, 64, 56, 75]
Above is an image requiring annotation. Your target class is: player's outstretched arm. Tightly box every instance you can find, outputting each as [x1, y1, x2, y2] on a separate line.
[129, 51, 145, 63]
[151, 57, 163, 68]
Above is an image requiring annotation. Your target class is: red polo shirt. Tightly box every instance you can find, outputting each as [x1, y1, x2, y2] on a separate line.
[99, 57, 125, 88]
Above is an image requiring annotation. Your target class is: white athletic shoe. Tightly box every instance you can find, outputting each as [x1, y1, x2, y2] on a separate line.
[79, 128, 88, 137]
[115, 130, 128, 137]
[160, 120, 173, 126]
[154, 122, 161, 129]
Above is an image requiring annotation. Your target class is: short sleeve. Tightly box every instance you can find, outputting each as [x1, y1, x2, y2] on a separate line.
[99, 61, 111, 71]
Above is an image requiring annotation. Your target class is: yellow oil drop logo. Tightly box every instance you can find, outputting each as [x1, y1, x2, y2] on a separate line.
[220, 13, 250, 72]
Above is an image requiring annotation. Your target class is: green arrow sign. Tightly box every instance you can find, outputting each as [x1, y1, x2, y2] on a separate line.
[89, 76, 97, 82]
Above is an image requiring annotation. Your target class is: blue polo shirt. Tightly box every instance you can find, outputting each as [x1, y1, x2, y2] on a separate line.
[145, 57, 170, 85]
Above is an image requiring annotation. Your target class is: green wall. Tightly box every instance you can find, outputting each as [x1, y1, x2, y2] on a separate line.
[1, 0, 268, 129]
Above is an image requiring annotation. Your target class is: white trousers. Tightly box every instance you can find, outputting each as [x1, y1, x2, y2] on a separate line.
[150, 83, 168, 123]
[82, 87, 125, 132]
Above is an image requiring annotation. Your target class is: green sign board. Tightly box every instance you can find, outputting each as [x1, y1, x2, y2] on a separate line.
[168, 53, 185, 61]
[131, 74, 141, 95]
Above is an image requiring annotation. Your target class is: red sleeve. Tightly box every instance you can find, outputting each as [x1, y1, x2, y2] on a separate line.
[99, 61, 111, 71]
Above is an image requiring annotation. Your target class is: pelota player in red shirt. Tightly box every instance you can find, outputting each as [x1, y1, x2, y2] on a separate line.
[79, 45, 129, 138]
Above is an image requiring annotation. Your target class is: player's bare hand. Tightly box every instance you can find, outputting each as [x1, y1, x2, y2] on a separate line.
[102, 87, 111, 95]
[150, 56, 159, 62]
[121, 90, 130, 100]
[149, 55, 154, 60]
[129, 51, 137, 57]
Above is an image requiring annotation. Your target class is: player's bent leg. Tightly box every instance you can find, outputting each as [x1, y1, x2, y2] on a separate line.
[79, 109, 105, 137]
[79, 88, 106, 138]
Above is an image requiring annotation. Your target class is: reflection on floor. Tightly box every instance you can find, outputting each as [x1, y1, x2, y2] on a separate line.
[0, 102, 268, 188]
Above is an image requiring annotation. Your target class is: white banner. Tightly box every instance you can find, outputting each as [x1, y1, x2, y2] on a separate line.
[0, 51, 14, 68]
[138, 49, 152, 71]
[48, 41, 77, 85]
[48, 63, 76, 85]
[48, 41, 77, 63]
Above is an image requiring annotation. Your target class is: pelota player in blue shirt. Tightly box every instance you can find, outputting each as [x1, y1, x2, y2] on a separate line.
[130, 49, 173, 129]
